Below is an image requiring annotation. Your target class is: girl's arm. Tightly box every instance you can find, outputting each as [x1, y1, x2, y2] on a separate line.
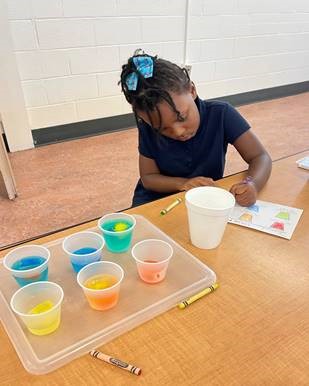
[230, 129, 272, 206]
[139, 154, 214, 193]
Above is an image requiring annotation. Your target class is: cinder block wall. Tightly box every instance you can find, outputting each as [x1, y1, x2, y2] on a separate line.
[7, 0, 309, 130]
[189, 0, 309, 99]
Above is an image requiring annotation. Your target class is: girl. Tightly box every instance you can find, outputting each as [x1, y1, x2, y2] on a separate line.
[120, 52, 272, 207]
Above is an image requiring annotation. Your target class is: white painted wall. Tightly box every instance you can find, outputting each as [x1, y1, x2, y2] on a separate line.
[7, 0, 186, 133]
[0, 0, 33, 151]
[188, 0, 309, 98]
[4, 0, 309, 144]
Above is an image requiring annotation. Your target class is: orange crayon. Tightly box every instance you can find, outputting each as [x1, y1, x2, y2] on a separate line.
[90, 350, 141, 376]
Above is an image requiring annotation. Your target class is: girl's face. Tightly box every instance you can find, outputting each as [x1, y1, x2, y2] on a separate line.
[136, 84, 200, 141]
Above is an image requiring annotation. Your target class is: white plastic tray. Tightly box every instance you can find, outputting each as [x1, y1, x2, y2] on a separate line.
[0, 215, 216, 374]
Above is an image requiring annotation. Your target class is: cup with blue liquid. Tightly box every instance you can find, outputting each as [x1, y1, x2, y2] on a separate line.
[98, 213, 136, 253]
[4, 245, 50, 287]
[62, 231, 105, 273]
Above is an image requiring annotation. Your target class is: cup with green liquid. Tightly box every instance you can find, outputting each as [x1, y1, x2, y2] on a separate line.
[98, 213, 136, 253]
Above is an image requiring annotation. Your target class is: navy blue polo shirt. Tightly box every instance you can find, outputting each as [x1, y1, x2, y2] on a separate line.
[132, 97, 250, 206]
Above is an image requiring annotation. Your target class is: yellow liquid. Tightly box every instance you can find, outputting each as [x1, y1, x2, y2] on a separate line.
[27, 300, 60, 336]
[28, 300, 54, 314]
[113, 222, 129, 232]
[84, 274, 118, 290]
[28, 315, 60, 336]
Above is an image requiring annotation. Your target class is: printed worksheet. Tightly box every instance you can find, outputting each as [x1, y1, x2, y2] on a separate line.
[228, 200, 303, 239]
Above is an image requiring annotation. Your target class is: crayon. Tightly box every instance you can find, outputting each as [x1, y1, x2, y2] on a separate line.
[178, 283, 219, 309]
[160, 198, 182, 215]
[89, 350, 142, 376]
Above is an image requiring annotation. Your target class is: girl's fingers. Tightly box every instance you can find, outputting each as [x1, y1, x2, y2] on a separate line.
[230, 184, 238, 195]
[235, 191, 256, 206]
[232, 183, 248, 195]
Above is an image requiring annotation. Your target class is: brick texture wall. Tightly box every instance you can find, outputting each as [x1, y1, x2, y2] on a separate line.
[7, 0, 309, 129]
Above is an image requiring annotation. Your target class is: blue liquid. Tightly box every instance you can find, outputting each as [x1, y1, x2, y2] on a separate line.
[71, 247, 99, 273]
[73, 247, 97, 255]
[100, 219, 134, 253]
[11, 256, 48, 287]
[11, 256, 46, 270]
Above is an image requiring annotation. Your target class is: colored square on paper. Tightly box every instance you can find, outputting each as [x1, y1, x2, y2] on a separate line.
[228, 200, 303, 239]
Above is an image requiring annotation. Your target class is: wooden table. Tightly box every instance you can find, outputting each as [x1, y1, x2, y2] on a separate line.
[1, 151, 308, 385]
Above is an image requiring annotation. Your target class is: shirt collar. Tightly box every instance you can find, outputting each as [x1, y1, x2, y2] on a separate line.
[194, 95, 206, 137]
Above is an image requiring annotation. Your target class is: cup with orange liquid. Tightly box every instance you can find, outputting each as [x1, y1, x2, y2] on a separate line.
[77, 261, 124, 311]
[131, 239, 173, 284]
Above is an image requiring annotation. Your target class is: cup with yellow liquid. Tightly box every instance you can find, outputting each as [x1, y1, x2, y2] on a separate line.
[77, 261, 124, 311]
[10, 281, 64, 336]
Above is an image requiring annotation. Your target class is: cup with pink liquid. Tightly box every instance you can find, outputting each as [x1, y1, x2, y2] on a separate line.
[131, 239, 173, 284]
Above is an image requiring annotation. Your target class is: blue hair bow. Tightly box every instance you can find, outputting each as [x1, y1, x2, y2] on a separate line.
[126, 56, 154, 91]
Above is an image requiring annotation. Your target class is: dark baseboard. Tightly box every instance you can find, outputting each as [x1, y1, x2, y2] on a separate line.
[32, 81, 309, 147]
[32, 113, 136, 146]
[212, 80, 309, 106]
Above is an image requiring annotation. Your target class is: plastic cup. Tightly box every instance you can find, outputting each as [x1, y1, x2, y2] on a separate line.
[98, 213, 136, 253]
[10, 281, 64, 336]
[77, 261, 124, 311]
[131, 239, 173, 284]
[185, 186, 235, 249]
[62, 231, 104, 273]
[3, 245, 50, 287]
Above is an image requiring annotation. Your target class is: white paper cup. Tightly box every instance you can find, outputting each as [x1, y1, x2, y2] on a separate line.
[185, 186, 235, 249]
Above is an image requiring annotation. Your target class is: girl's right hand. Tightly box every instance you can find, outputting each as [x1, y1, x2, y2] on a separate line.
[180, 177, 215, 191]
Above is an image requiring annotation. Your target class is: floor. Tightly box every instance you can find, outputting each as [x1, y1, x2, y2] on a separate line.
[1, 92, 309, 249]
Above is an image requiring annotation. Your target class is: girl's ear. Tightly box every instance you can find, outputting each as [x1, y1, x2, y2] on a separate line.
[190, 82, 197, 99]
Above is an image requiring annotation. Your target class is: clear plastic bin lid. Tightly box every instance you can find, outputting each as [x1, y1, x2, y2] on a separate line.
[0, 215, 216, 374]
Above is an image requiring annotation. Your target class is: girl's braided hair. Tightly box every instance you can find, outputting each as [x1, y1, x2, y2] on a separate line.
[119, 50, 191, 129]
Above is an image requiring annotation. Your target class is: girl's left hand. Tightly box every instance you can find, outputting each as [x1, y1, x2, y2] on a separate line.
[230, 181, 257, 207]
